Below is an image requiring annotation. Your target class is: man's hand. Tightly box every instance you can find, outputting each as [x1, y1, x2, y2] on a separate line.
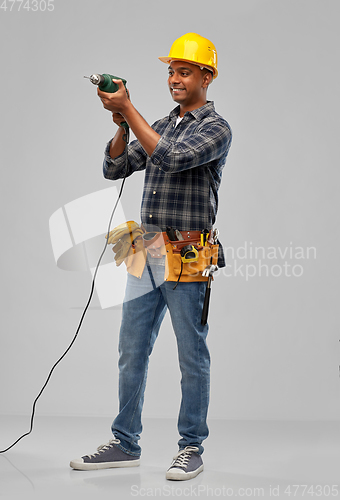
[112, 112, 126, 128]
[97, 79, 129, 115]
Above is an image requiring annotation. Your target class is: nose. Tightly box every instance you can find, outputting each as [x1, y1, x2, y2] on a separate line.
[169, 71, 180, 85]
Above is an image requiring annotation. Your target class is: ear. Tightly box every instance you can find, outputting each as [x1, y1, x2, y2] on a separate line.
[202, 71, 213, 89]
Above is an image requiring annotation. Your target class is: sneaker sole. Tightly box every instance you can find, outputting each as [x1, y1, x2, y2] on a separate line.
[70, 459, 140, 471]
[166, 464, 204, 481]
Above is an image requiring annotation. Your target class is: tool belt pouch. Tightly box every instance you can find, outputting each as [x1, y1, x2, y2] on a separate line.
[125, 231, 166, 279]
[165, 241, 219, 283]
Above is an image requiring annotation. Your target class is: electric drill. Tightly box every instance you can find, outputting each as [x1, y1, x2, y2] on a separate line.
[84, 73, 129, 130]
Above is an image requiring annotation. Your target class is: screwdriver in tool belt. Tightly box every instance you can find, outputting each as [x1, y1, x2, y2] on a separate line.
[201, 229, 209, 246]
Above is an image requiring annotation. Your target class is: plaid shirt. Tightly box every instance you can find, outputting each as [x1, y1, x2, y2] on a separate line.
[103, 101, 232, 265]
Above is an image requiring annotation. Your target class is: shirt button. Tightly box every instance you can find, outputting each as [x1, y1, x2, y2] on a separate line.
[153, 190, 156, 195]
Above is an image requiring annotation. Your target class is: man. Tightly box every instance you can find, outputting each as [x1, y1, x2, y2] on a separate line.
[70, 33, 232, 481]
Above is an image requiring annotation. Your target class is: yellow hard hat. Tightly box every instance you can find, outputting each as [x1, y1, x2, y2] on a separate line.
[159, 33, 218, 79]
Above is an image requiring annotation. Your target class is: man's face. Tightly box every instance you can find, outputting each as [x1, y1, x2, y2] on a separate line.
[167, 60, 210, 108]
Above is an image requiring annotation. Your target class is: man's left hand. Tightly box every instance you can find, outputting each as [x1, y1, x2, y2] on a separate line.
[97, 79, 129, 114]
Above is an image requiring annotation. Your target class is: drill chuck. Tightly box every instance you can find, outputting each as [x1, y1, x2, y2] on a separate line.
[84, 73, 127, 94]
[88, 74, 105, 86]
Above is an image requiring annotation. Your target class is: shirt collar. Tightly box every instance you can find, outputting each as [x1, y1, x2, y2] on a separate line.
[168, 101, 215, 122]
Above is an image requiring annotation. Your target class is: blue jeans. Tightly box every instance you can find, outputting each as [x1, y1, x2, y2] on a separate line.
[112, 258, 210, 456]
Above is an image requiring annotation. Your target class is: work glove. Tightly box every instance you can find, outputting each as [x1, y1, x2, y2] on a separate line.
[106, 221, 144, 266]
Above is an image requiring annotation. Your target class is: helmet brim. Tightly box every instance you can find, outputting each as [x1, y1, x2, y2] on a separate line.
[158, 56, 218, 79]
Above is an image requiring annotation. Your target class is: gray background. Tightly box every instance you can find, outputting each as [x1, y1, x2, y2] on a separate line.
[0, 0, 339, 425]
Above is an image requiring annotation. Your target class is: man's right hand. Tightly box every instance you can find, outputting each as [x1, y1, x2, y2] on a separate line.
[112, 112, 126, 128]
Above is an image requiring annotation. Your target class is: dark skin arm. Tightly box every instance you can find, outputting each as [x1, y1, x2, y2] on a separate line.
[98, 80, 161, 158]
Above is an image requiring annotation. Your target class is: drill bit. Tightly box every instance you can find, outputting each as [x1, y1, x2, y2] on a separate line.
[83, 74, 105, 86]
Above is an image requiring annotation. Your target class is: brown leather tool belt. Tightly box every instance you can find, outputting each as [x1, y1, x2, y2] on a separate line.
[128, 228, 219, 283]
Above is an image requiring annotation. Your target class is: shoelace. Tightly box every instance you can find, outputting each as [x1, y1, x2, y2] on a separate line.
[170, 446, 199, 469]
[86, 438, 121, 458]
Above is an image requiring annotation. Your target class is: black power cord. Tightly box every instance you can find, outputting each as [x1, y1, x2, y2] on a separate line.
[0, 130, 130, 453]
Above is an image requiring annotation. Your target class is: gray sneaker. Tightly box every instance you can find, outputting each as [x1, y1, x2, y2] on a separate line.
[166, 446, 204, 480]
[70, 438, 140, 470]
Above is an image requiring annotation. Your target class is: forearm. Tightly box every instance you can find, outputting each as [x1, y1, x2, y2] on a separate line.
[122, 101, 161, 157]
[109, 126, 126, 159]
